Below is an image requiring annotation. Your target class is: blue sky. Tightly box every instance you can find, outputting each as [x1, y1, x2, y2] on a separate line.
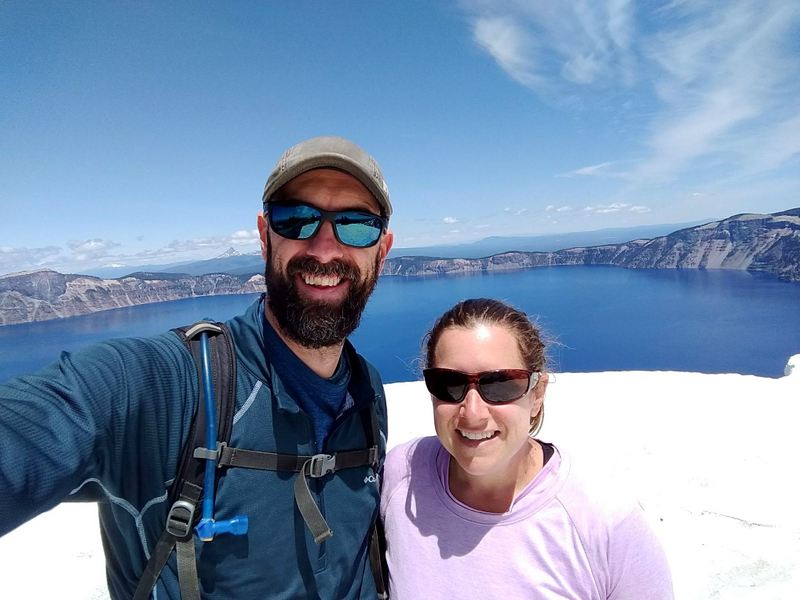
[2, 1, 799, 275]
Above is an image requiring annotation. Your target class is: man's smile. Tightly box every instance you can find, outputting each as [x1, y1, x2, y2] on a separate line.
[301, 273, 345, 287]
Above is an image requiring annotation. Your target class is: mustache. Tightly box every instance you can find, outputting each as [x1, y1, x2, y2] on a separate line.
[286, 256, 360, 280]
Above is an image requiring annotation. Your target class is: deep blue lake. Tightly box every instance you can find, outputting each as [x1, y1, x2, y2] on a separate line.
[1, 266, 799, 384]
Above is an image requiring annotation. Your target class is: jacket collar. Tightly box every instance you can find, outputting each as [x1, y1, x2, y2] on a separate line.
[226, 294, 377, 413]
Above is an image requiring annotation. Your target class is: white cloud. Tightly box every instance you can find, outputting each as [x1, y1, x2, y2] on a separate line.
[463, 1, 800, 186]
[67, 239, 121, 261]
[465, 1, 636, 97]
[558, 161, 625, 178]
[443, 216, 459, 224]
[0, 245, 63, 274]
[584, 202, 650, 214]
[0, 228, 265, 276]
[473, 16, 544, 90]
[545, 204, 573, 213]
[230, 229, 260, 242]
[633, 0, 800, 182]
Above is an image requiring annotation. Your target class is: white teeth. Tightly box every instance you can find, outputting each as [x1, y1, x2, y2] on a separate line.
[302, 274, 341, 287]
[458, 430, 496, 441]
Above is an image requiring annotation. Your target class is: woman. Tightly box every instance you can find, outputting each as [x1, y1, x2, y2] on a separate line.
[380, 298, 673, 599]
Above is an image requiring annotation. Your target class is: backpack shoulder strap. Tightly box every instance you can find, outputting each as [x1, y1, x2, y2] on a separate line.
[133, 320, 237, 600]
[170, 321, 237, 505]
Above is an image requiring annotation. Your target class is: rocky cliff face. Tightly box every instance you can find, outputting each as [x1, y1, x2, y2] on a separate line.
[0, 271, 265, 326]
[383, 209, 800, 283]
[1, 209, 797, 326]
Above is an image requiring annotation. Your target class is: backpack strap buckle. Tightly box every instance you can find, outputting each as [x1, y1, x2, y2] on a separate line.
[306, 453, 336, 478]
[193, 441, 227, 462]
[166, 499, 197, 539]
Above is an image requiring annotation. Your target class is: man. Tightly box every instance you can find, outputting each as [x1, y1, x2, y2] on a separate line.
[0, 136, 394, 599]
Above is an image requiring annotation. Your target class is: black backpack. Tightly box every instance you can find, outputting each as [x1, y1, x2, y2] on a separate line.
[133, 320, 388, 599]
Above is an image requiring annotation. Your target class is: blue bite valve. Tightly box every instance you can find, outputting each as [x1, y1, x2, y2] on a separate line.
[195, 515, 249, 542]
[225, 515, 249, 536]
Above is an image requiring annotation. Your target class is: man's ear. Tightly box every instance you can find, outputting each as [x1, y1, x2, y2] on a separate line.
[257, 212, 269, 261]
[377, 229, 394, 271]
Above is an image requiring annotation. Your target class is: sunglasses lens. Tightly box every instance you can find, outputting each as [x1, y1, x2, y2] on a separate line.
[334, 212, 384, 248]
[423, 369, 466, 403]
[269, 204, 384, 248]
[478, 371, 531, 403]
[269, 204, 322, 240]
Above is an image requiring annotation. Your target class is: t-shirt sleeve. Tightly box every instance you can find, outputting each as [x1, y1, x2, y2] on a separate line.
[607, 507, 674, 600]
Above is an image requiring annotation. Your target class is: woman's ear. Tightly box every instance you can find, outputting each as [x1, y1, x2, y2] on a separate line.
[531, 373, 548, 417]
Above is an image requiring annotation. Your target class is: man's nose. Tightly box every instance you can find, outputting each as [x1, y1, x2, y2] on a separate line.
[306, 219, 345, 261]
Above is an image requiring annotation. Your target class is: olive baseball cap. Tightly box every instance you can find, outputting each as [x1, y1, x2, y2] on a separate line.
[262, 136, 392, 217]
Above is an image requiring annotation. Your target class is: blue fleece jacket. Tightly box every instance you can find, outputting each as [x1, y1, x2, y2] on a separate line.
[0, 296, 387, 599]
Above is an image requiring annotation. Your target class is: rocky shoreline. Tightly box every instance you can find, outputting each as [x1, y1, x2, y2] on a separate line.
[0, 271, 265, 326]
[1, 208, 798, 326]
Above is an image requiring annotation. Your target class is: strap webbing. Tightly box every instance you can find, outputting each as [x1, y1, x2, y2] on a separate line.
[294, 458, 334, 544]
[369, 524, 388, 600]
[133, 532, 179, 600]
[218, 446, 376, 472]
[176, 539, 201, 600]
[133, 482, 203, 600]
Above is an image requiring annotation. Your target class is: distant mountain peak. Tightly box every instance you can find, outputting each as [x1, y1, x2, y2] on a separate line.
[217, 247, 241, 258]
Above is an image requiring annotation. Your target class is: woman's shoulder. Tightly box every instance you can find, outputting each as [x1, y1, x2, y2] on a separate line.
[547, 446, 673, 597]
[553, 446, 644, 530]
[385, 436, 440, 471]
[383, 436, 440, 491]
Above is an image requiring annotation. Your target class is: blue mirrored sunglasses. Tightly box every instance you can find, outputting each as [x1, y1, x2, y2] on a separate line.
[267, 202, 387, 248]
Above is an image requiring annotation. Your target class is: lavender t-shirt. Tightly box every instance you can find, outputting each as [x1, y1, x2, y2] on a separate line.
[380, 437, 673, 600]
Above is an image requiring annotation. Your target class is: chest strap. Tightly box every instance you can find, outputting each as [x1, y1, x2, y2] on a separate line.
[205, 444, 378, 543]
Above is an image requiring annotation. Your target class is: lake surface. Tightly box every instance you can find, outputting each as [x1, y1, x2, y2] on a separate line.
[1, 266, 799, 384]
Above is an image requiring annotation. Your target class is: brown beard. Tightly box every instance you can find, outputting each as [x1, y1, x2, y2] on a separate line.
[265, 240, 381, 349]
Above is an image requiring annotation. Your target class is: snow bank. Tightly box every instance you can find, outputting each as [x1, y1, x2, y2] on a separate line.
[2, 357, 799, 599]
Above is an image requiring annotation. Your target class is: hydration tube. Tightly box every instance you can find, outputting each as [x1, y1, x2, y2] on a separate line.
[194, 330, 248, 542]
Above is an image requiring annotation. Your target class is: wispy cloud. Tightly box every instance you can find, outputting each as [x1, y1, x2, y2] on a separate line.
[141, 230, 261, 260]
[558, 161, 627, 179]
[545, 204, 573, 212]
[67, 239, 121, 261]
[465, 0, 636, 97]
[230, 229, 260, 243]
[1, 229, 263, 275]
[634, 0, 800, 182]
[473, 15, 545, 89]
[0, 245, 63, 274]
[584, 202, 650, 214]
[443, 216, 459, 224]
[463, 0, 800, 186]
